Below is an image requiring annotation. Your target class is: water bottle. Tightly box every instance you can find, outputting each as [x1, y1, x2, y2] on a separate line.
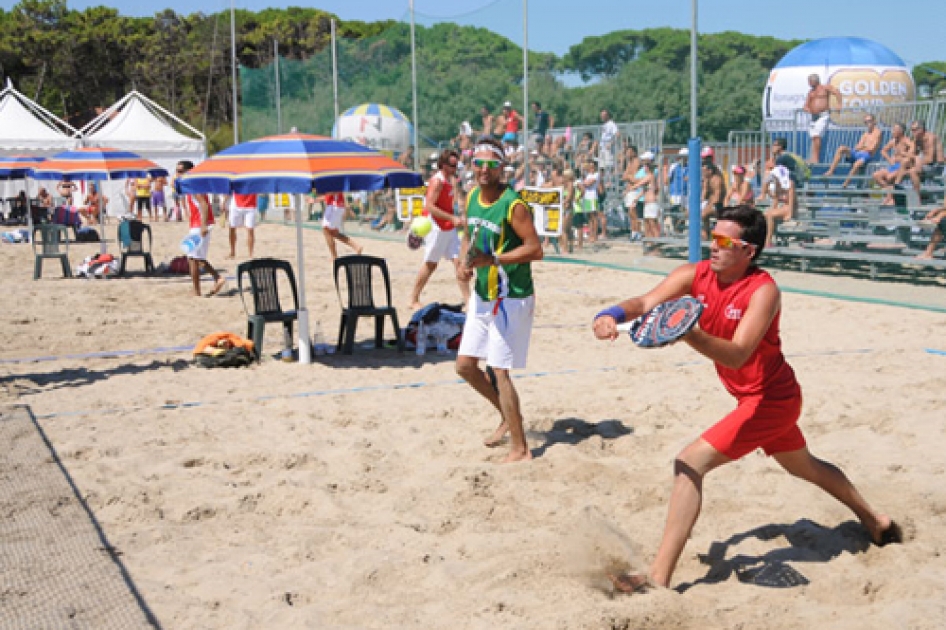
[312, 320, 327, 356]
[415, 322, 427, 356]
[433, 324, 449, 355]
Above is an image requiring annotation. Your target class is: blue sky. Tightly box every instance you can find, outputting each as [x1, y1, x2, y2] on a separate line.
[8, 0, 946, 67]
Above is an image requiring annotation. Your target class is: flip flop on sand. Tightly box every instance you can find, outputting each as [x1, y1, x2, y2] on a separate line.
[876, 521, 903, 547]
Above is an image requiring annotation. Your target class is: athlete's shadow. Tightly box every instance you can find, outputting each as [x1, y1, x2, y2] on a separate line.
[677, 518, 872, 593]
[529, 417, 633, 458]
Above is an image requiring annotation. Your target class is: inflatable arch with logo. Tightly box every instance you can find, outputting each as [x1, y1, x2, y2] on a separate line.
[763, 37, 914, 127]
[332, 103, 413, 156]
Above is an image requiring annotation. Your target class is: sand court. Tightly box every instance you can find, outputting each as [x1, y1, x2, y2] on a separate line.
[1, 220, 945, 629]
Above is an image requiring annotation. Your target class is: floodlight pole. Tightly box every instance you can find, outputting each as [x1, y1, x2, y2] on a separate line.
[522, 0, 529, 186]
[687, 0, 702, 263]
[275, 39, 282, 134]
[230, 0, 239, 144]
[410, 0, 419, 171]
[331, 19, 339, 125]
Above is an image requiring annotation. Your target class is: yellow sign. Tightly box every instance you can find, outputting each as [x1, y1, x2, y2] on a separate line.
[523, 186, 563, 237]
[395, 185, 427, 221]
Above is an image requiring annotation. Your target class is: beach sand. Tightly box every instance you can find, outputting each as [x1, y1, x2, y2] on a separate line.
[1, 219, 945, 629]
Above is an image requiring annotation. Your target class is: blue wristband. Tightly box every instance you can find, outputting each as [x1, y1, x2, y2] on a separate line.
[595, 305, 626, 324]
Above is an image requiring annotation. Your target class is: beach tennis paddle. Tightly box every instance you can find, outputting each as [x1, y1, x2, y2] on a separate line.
[616, 296, 703, 348]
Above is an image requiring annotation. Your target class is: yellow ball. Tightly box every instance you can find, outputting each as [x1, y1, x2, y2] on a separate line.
[411, 216, 433, 238]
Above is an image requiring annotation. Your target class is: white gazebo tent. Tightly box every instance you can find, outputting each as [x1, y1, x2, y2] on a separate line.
[0, 80, 81, 207]
[80, 91, 206, 217]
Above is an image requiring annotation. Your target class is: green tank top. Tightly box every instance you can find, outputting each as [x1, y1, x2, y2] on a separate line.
[466, 186, 534, 301]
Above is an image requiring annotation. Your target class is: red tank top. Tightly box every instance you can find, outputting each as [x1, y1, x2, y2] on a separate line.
[325, 192, 345, 207]
[425, 171, 455, 231]
[233, 193, 257, 208]
[690, 261, 799, 399]
[505, 110, 520, 133]
[187, 194, 212, 229]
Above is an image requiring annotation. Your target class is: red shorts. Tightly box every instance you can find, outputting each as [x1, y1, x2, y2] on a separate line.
[702, 394, 805, 460]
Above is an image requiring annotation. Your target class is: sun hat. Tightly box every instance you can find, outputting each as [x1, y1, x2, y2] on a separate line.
[640, 151, 655, 161]
[678, 147, 689, 156]
[700, 147, 715, 159]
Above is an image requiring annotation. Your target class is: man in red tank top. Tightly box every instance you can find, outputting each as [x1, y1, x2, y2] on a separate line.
[592, 205, 901, 593]
[226, 192, 259, 259]
[409, 149, 470, 310]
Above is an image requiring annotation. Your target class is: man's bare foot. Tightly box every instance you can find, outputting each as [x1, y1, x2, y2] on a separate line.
[355, 244, 364, 254]
[608, 572, 651, 594]
[409, 301, 423, 311]
[225, 254, 235, 260]
[208, 277, 227, 296]
[917, 253, 933, 259]
[502, 448, 533, 463]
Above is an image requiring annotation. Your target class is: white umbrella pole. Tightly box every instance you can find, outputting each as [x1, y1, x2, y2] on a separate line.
[294, 193, 312, 364]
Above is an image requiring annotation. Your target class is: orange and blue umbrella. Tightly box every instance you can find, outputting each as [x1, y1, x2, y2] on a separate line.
[175, 133, 422, 195]
[0, 155, 45, 180]
[28, 147, 167, 182]
[29, 148, 167, 255]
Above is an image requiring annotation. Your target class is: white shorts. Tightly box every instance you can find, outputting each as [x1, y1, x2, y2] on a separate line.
[228, 206, 258, 229]
[322, 204, 346, 230]
[423, 224, 460, 263]
[624, 191, 641, 209]
[187, 227, 211, 261]
[458, 293, 535, 370]
[809, 113, 829, 138]
[643, 202, 661, 219]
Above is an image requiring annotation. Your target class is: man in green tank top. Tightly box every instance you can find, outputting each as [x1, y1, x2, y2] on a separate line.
[456, 137, 543, 463]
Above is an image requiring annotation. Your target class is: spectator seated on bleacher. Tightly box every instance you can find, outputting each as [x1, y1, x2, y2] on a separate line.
[872, 122, 914, 206]
[917, 204, 946, 260]
[903, 120, 944, 197]
[823, 114, 883, 188]
[759, 165, 794, 248]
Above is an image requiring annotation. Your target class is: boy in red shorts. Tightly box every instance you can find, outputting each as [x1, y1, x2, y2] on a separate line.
[592, 205, 901, 593]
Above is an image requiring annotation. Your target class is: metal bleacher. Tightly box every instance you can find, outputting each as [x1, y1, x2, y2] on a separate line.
[642, 98, 946, 281]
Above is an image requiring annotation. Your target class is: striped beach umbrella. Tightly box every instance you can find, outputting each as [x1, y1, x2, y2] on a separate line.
[29, 147, 167, 182]
[0, 155, 45, 180]
[175, 132, 423, 364]
[30, 147, 168, 254]
[175, 133, 420, 195]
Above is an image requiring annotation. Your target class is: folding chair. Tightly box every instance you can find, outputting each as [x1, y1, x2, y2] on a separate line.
[32, 224, 72, 280]
[333, 254, 404, 355]
[236, 258, 299, 361]
[117, 219, 155, 275]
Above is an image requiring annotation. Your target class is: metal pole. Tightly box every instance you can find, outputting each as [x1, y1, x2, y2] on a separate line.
[294, 193, 312, 364]
[690, 0, 698, 139]
[687, 0, 701, 263]
[522, 0, 529, 186]
[331, 19, 339, 126]
[230, 0, 239, 144]
[274, 39, 282, 134]
[687, 137, 702, 263]
[410, 0, 419, 171]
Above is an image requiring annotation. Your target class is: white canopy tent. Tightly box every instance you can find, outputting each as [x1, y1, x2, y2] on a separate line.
[80, 91, 206, 217]
[0, 80, 80, 206]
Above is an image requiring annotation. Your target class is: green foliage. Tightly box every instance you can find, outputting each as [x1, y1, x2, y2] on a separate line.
[914, 62, 946, 98]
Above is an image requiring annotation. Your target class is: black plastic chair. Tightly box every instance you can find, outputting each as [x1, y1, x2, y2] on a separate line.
[117, 219, 155, 275]
[236, 258, 299, 361]
[334, 254, 403, 355]
[32, 224, 72, 280]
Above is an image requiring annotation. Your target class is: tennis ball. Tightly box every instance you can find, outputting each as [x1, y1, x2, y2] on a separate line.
[411, 216, 433, 238]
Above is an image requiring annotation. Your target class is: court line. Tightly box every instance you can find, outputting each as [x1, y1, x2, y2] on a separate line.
[32, 348, 880, 421]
